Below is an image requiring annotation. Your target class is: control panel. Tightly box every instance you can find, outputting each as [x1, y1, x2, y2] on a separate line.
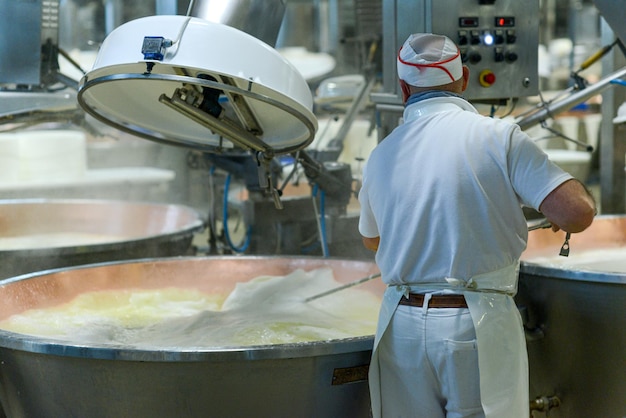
[380, 0, 539, 102]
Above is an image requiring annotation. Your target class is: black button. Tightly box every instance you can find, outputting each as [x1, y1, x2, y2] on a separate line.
[469, 52, 482, 64]
[506, 30, 517, 44]
[506, 51, 519, 63]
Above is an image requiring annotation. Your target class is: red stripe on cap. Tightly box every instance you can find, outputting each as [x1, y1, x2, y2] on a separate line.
[397, 46, 461, 82]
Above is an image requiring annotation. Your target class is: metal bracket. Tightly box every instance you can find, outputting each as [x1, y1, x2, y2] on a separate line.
[159, 87, 270, 153]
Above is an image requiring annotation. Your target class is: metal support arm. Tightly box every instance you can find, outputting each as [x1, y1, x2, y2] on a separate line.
[516, 67, 626, 130]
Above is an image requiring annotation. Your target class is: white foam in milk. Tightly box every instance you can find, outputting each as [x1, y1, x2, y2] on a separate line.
[525, 247, 626, 273]
[0, 268, 381, 348]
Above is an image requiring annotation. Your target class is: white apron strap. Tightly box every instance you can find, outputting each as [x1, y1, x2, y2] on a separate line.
[464, 292, 528, 418]
[369, 285, 406, 418]
[463, 262, 528, 418]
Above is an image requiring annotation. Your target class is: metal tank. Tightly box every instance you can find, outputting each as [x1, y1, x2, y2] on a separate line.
[518, 215, 626, 417]
[0, 256, 383, 418]
[188, 0, 286, 46]
[0, 199, 204, 280]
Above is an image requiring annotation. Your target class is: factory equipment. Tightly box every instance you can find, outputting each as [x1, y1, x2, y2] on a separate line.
[1, 2, 626, 416]
[76, 12, 319, 224]
[75, 0, 364, 257]
[0, 0, 367, 259]
[0, 199, 204, 280]
[516, 0, 626, 214]
[518, 215, 626, 417]
[0, 257, 383, 418]
[372, 0, 626, 131]
[376, 0, 540, 105]
[0, 0, 83, 128]
[372, 0, 543, 144]
[0, 6, 369, 416]
[1, 0, 64, 89]
[77, 14, 316, 158]
[373, 0, 626, 213]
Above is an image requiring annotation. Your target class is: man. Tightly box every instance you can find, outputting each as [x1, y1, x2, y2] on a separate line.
[358, 33, 596, 418]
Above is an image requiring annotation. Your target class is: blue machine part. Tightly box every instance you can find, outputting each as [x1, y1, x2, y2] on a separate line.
[141, 36, 170, 61]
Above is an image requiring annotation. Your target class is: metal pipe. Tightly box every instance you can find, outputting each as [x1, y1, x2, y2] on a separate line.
[516, 66, 626, 130]
[156, 0, 178, 15]
[104, 0, 123, 35]
[327, 76, 377, 151]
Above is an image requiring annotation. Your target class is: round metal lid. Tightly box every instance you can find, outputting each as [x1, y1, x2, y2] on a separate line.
[78, 16, 317, 156]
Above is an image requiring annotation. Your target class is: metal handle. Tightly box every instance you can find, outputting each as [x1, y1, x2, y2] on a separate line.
[527, 219, 552, 231]
[559, 232, 571, 257]
[305, 272, 382, 302]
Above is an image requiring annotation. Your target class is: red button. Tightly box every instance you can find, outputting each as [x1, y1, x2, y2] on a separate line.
[484, 73, 496, 84]
[479, 70, 496, 87]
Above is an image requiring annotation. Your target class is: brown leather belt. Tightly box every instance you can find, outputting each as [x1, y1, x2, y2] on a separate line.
[399, 293, 468, 308]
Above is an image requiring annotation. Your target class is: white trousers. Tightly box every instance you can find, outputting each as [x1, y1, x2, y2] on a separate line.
[377, 300, 485, 418]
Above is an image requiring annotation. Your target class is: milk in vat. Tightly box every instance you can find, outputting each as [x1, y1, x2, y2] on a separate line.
[0, 268, 381, 347]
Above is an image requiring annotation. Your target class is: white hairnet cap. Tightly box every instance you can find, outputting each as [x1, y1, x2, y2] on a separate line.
[397, 33, 463, 87]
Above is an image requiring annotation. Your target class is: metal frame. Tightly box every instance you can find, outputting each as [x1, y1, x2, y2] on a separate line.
[78, 72, 317, 156]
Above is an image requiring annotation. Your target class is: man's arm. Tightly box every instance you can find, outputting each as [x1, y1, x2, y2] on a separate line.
[362, 236, 380, 252]
[539, 179, 596, 233]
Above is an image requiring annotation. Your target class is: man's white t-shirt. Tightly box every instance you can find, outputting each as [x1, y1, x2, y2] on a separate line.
[358, 96, 572, 285]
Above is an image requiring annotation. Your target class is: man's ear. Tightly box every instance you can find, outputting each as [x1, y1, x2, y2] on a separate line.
[461, 66, 470, 92]
[399, 79, 411, 103]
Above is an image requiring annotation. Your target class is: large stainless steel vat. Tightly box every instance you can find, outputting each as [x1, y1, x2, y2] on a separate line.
[0, 199, 204, 280]
[518, 215, 626, 417]
[0, 257, 383, 418]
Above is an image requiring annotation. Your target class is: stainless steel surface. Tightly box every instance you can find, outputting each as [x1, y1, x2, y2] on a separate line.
[380, 0, 539, 102]
[0, 0, 48, 85]
[189, 0, 285, 47]
[518, 215, 626, 417]
[0, 256, 383, 418]
[0, 199, 204, 280]
[0, 91, 77, 123]
[0, 0, 81, 128]
[599, 20, 626, 214]
[592, 0, 626, 46]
